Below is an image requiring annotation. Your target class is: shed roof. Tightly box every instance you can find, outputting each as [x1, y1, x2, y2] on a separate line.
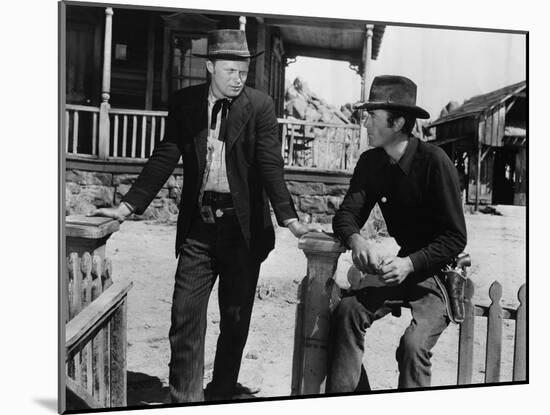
[429, 80, 526, 128]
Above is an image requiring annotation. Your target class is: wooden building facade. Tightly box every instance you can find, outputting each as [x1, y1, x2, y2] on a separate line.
[429, 81, 527, 207]
[63, 3, 385, 173]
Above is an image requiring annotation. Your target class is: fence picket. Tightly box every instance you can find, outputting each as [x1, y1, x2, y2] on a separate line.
[150, 116, 156, 156]
[80, 253, 94, 393]
[92, 113, 98, 156]
[65, 111, 70, 152]
[113, 115, 119, 157]
[131, 116, 137, 158]
[121, 116, 128, 158]
[289, 124, 295, 166]
[68, 254, 83, 383]
[485, 281, 503, 382]
[91, 255, 107, 404]
[73, 111, 79, 154]
[282, 123, 287, 160]
[113, 114, 118, 157]
[513, 284, 526, 381]
[141, 116, 147, 158]
[457, 278, 475, 384]
[103, 258, 113, 290]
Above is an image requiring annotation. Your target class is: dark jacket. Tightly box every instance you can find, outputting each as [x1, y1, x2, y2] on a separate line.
[122, 83, 297, 261]
[333, 136, 467, 281]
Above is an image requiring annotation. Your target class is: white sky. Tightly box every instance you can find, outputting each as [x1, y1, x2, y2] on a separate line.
[285, 25, 526, 120]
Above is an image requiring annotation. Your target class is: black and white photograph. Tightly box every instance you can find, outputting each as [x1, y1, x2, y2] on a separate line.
[54, 0, 533, 413]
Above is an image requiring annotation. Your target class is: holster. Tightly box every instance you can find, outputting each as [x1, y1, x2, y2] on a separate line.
[435, 252, 471, 324]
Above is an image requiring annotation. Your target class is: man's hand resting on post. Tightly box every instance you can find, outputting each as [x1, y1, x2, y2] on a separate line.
[377, 256, 414, 286]
[286, 219, 323, 238]
[87, 203, 133, 223]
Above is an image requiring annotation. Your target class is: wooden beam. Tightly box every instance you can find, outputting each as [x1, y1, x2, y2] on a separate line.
[145, 14, 156, 110]
[284, 43, 361, 64]
[66, 281, 132, 353]
[264, 16, 365, 31]
[255, 20, 266, 92]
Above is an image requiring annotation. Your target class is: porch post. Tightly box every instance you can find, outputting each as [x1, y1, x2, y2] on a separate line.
[360, 24, 374, 101]
[255, 17, 266, 92]
[292, 233, 346, 395]
[239, 16, 247, 31]
[359, 24, 374, 153]
[475, 142, 482, 212]
[98, 7, 114, 160]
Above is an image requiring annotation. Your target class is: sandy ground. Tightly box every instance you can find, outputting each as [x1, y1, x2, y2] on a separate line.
[106, 205, 526, 405]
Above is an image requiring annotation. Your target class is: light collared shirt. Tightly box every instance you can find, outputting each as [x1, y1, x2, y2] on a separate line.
[204, 89, 231, 193]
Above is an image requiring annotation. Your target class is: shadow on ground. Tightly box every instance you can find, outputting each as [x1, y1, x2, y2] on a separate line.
[127, 371, 169, 406]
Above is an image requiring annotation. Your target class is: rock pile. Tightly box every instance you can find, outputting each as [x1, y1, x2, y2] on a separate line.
[284, 77, 358, 125]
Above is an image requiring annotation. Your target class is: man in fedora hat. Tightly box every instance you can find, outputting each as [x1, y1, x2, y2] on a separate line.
[327, 75, 467, 391]
[89, 29, 319, 402]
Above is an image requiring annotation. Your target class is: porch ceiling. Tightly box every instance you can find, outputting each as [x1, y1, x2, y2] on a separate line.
[264, 17, 385, 63]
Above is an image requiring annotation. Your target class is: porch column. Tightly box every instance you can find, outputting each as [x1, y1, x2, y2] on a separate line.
[98, 7, 114, 160]
[292, 233, 346, 395]
[360, 24, 374, 102]
[255, 17, 266, 92]
[359, 24, 374, 153]
[239, 16, 247, 31]
[475, 141, 481, 212]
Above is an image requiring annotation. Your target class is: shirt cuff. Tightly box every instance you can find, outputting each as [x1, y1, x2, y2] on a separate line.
[283, 218, 298, 227]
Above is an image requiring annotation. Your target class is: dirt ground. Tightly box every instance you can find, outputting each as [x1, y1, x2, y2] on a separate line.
[106, 205, 526, 405]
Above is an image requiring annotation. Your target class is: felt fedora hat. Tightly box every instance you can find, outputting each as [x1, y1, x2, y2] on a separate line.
[193, 29, 264, 59]
[355, 75, 430, 119]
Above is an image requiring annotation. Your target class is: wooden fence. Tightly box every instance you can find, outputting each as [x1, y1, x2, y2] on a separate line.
[292, 233, 527, 395]
[458, 279, 526, 383]
[64, 216, 132, 410]
[278, 118, 361, 171]
[65, 252, 132, 409]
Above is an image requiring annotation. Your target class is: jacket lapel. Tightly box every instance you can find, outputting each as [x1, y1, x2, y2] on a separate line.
[226, 87, 253, 154]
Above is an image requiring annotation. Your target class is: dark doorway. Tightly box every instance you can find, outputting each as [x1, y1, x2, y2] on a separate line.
[492, 147, 517, 205]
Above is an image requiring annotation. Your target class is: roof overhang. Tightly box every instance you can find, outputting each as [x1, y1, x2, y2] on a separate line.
[264, 16, 385, 66]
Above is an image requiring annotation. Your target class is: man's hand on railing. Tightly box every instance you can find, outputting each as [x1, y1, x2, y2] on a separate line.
[347, 233, 382, 275]
[87, 203, 133, 223]
[287, 220, 323, 238]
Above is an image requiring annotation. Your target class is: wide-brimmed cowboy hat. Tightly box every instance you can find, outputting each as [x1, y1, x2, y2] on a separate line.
[193, 29, 264, 59]
[355, 75, 430, 119]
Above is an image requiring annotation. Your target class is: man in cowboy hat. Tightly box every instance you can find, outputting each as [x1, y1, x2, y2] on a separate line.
[327, 75, 467, 391]
[89, 29, 319, 402]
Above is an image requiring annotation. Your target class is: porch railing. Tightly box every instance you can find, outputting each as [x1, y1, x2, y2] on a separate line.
[109, 108, 168, 159]
[66, 105, 100, 156]
[279, 118, 361, 172]
[64, 106, 362, 172]
[65, 105, 168, 160]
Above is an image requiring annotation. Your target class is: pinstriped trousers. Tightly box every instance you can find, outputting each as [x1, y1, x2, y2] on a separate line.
[168, 214, 261, 402]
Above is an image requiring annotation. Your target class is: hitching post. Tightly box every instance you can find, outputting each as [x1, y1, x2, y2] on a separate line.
[292, 232, 346, 395]
[65, 215, 120, 262]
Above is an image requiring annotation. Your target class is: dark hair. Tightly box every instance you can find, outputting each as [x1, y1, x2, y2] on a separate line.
[386, 110, 416, 135]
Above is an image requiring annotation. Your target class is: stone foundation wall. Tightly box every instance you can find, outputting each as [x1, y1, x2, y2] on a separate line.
[65, 168, 387, 237]
[65, 170, 183, 222]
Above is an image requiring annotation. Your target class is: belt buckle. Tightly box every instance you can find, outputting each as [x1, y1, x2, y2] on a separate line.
[215, 208, 223, 218]
[199, 205, 216, 224]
